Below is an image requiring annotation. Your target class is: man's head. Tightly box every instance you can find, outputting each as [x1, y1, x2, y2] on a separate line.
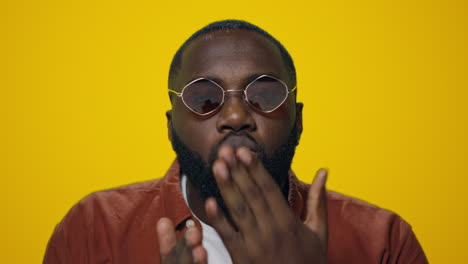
[166, 20, 303, 215]
[168, 20, 297, 93]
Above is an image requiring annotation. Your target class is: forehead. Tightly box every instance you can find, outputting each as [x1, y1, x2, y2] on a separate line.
[177, 30, 287, 87]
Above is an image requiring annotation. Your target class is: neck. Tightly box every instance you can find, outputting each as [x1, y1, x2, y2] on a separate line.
[185, 177, 210, 224]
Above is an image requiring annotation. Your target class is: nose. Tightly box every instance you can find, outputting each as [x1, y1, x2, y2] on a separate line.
[216, 93, 256, 133]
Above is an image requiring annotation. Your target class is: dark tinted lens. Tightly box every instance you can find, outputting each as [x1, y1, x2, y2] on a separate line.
[246, 76, 288, 112]
[182, 79, 223, 114]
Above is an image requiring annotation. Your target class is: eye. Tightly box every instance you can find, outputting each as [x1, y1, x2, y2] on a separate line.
[192, 94, 215, 104]
[182, 79, 223, 114]
[246, 77, 288, 111]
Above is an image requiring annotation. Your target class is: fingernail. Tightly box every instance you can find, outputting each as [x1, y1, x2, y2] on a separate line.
[205, 198, 219, 218]
[220, 145, 235, 166]
[214, 162, 229, 180]
[237, 148, 252, 165]
[319, 168, 328, 176]
[219, 167, 228, 180]
[185, 227, 196, 246]
[319, 168, 328, 185]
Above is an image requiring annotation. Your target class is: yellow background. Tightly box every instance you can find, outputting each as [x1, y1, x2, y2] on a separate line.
[3, 0, 467, 263]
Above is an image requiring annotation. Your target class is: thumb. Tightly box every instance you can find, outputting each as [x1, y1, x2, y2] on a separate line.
[156, 217, 177, 259]
[304, 169, 328, 241]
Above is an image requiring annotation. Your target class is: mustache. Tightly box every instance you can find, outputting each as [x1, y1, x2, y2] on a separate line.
[207, 131, 263, 164]
[219, 131, 257, 145]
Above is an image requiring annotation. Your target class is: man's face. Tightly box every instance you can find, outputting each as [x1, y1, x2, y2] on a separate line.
[167, 30, 303, 210]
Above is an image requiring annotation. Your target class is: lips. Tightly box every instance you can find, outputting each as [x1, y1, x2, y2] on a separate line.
[220, 134, 258, 152]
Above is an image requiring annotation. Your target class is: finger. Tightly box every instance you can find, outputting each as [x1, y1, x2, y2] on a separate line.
[157, 218, 177, 259]
[234, 147, 273, 232]
[217, 146, 264, 236]
[205, 197, 248, 262]
[185, 227, 205, 263]
[167, 228, 196, 263]
[212, 148, 256, 232]
[157, 217, 199, 263]
[304, 168, 328, 243]
[185, 226, 202, 248]
[192, 245, 208, 264]
[238, 148, 291, 222]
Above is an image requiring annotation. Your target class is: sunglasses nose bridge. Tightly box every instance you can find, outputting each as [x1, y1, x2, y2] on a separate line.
[221, 89, 247, 102]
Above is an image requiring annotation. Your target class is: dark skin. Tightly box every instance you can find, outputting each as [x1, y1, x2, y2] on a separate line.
[157, 30, 328, 264]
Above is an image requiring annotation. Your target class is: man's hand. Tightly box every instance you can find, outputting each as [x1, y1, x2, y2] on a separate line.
[156, 218, 207, 264]
[206, 146, 328, 264]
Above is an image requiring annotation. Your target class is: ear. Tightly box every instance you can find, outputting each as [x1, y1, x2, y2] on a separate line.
[295, 102, 304, 145]
[166, 110, 173, 143]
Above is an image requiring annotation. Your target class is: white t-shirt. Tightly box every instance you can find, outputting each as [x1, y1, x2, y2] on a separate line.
[181, 175, 233, 264]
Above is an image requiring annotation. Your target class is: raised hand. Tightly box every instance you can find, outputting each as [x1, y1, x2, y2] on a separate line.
[156, 217, 207, 264]
[206, 146, 328, 264]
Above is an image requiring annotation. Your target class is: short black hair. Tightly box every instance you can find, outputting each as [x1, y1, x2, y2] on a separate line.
[168, 19, 296, 91]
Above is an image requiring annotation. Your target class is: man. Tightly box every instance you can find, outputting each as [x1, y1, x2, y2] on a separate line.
[44, 20, 427, 263]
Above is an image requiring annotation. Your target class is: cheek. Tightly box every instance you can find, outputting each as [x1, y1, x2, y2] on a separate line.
[172, 106, 219, 162]
[255, 120, 294, 156]
[253, 103, 297, 156]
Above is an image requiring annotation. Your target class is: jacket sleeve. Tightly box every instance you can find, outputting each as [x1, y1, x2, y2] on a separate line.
[388, 216, 428, 264]
[43, 200, 90, 264]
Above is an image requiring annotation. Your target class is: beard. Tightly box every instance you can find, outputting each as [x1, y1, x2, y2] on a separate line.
[170, 125, 299, 220]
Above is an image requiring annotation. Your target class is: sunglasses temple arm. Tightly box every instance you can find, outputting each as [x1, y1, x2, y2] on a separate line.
[168, 89, 182, 97]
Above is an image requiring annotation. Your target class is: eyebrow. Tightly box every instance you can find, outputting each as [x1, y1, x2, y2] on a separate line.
[188, 72, 281, 86]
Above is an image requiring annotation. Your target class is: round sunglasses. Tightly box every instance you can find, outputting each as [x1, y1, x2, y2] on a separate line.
[168, 75, 297, 115]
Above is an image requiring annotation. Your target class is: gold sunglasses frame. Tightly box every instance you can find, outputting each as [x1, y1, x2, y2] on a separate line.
[168, 74, 297, 116]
